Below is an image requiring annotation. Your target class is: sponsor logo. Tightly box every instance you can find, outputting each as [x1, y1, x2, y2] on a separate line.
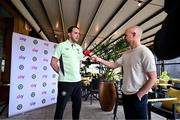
[32, 66, 37, 70]
[32, 57, 37, 62]
[19, 37, 26, 41]
[51, 89, 55, 94]
[17, 75, 25, 79]
[32, 48, 38, 52]
[51, 97, 55, 101]
[52, 82, 56, 85]
[18, 84, 23, 90]
[54, 44, 57, 48]
[30, 102, 36, 106]
[41, 91, 47, 95]
[19, 55, 26, 60]
[42, 75, 47, 78]
[31, 92, 35, 97]
[16, 94, 24, 99]
[43, 66, 47, 70]
[42, 99, 46, 104]
[30, 84, 37, 88]
[19, 65, 24, 70]
[17, 104, 23, 110]
[44, 43, 49, 46]
[43, 58, 48, 62]
[52, 74, 56, 78]
[42, 82, 47, 87]
[33, 40, 38, 45]
[20, 46, 25, 51]
[32, 74, 36, 79]
[44, 50, 48, 55]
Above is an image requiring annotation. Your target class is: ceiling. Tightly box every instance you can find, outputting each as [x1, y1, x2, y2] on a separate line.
[11, 0, 166, 53]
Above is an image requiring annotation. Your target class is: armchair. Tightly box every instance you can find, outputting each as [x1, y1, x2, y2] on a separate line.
[148, 87, 180, 119]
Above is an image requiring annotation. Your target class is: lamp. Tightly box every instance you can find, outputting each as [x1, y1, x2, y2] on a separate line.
[138, 0, 142, 6]
[24, 21, 32, 31]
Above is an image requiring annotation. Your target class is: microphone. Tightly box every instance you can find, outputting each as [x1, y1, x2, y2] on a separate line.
[83, 49, 96, 62]
[83, 49, 90, 56]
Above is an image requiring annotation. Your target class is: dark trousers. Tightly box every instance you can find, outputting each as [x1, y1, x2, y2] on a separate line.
[54, 81, 82, 120]
[122, 93, 148, 120]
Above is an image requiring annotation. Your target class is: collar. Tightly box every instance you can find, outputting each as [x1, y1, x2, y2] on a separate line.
[66, 39, 76, 47]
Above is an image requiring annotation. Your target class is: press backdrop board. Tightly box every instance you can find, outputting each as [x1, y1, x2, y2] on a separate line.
[9, 32, 58, 117]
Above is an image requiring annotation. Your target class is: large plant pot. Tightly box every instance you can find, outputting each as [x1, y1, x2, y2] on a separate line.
[99, 81, 116, 111]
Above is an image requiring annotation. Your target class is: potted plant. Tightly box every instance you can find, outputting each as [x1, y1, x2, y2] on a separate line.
[159, 71, 170, 84]
[90, 37, 128, 111]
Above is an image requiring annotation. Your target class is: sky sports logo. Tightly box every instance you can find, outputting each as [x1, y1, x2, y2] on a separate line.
[30, 84, 37, 88]
[19, 37, 26, 41]
[17, 75, 25, 80]
[16, 94, 24, 99]
[32, 66, 38, 70]
[43, 43, 49, 46]
[42, 75, 48, 78]
[43, 58, 48, 62]
[30, 102, 36, 106]
[32, 48, 38, 53]
[41, 91, 47, 95]
[19, 55, 26, 60]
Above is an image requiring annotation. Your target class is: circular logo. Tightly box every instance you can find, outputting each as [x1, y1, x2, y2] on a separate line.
[51, 89, 55, 94]
[19, 65, 24, 70]
[33, 40, 38, 45]
[54, 44, 57, 49]
[42, 99, 46, 104]
[43, 66, 47, 70]
[32, 57, 37, 62]
[44, 50, 48, 55]
[18, 84, 23, 90]
[20, 46, 25, 51]
[32, 74, 36, 79]
[52, 74, 56, 78]
[17, 104, 23, 110]
[42, 82, 47, 87]
[31, 92, 35, 97]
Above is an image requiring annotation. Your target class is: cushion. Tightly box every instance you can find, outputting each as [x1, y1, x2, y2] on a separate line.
[161, 87, 180, 113]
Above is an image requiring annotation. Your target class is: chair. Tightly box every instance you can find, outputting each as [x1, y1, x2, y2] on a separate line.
[173, 83, 180, 90]
[113, 81, 123, 120]
[148, 87, 180, 120]
[84, 78, 99, 104]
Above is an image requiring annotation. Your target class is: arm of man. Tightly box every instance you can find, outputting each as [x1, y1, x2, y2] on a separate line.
[50, 57, 59, 74]
[137, 71, 157, 100]
[92, 55, 121, 69]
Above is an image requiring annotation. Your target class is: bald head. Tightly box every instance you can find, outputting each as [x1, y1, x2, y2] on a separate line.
[126, 26, 143, 39]
[124, 26, 143, 48]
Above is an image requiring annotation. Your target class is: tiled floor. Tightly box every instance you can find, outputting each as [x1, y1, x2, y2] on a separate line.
[0, 100, 166, 120]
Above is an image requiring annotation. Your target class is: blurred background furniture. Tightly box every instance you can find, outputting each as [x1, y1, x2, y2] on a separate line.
[113, 80, 123, 120]
[148, 87, 180, 120]
[84, 77, 99, 104]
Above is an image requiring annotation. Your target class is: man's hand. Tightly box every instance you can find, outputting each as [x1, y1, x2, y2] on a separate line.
[91, 55, 101, 62]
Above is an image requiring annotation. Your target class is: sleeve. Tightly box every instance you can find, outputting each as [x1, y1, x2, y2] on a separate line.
[52, 44, 62, 59]
[116, 56, 123, 65]
[142, 48, 156, 73]
[79, 47, 84, 61]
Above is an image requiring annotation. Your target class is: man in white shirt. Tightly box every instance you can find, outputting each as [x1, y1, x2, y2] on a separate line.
[92, 26, 157, 119]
